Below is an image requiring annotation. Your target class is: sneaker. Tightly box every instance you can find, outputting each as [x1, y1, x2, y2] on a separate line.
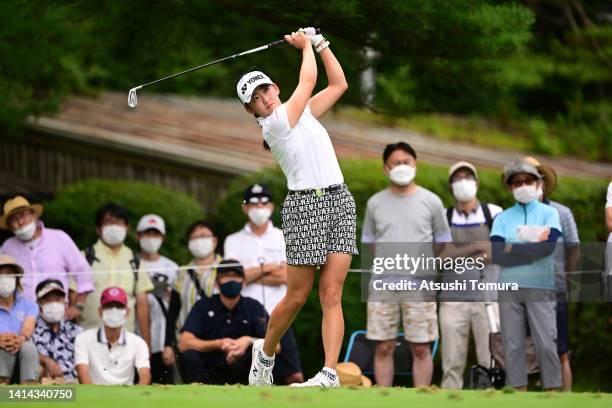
[290, 367, 340, 387]
[249, 339, 274, 386]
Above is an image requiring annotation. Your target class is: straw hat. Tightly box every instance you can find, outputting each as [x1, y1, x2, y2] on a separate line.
[522, 156, 558, 196]
[0, 196, 43, 230]
[336, 362, 372, 388]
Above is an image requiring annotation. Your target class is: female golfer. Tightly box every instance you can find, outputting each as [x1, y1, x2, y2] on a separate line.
[236, 28, 357, 387]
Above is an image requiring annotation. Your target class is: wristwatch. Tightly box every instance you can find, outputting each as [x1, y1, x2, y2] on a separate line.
[75, 304, 85, 312]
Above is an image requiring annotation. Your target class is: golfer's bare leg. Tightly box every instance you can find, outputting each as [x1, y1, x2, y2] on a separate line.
[319, 252, 351, 369]
[410, 342, 433, 387]
[263, 265, 316, 357]
[374, 340, 396, 386]
[560, 352, 572, 391]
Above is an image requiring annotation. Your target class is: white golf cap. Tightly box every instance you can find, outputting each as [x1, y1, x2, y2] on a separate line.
[448, 161, 478, 181]
[137, 214, 166, 234]
[236, 70, 274, 104]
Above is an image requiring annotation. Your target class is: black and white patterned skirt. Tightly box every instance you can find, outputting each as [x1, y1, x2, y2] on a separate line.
[281, 184, 358, 266]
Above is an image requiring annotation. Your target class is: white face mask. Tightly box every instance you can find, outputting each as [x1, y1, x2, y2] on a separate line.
[452, 179, 478, 202]
[189, 237, 215, 259]
[513, 185, 539, 204]
[102, 225, 127, 246]
[248, 207, 272, 227]
[14, 221, 37, 241]
[102, 307, 127, 328]
[536, 185, 544, 199]
[41, 302, 65, 323]
[140, 237, 162, 254]
[0, 276, 16, 298]
[388, 164, 416, 186]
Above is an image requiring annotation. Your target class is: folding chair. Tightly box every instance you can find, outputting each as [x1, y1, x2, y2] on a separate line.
[343, 330, 439, 377]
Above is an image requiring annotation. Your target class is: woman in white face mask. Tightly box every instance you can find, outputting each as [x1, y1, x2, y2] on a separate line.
[174, 220, 222, 328]
[0, 255, 39, 384]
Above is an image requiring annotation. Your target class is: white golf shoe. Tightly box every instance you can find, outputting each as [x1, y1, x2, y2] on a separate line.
[290, 367, 340, 387]
[249, 339, 274, 386]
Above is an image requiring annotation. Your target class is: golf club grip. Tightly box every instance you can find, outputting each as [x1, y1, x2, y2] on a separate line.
[268, 28, 322, 48]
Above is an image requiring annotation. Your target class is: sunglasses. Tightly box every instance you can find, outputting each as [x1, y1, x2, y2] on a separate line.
[246, 196, 270, 205]
[511, 178, 537, 188]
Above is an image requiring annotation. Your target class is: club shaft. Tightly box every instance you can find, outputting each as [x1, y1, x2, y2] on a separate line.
[138, 29, 319, 89]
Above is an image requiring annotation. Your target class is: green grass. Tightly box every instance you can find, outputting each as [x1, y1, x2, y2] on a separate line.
[5, 385, 611, 408]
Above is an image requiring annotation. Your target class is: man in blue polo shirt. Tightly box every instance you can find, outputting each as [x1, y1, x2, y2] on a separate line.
[490, 159, 562, 391]
[178, 260, 272, 385]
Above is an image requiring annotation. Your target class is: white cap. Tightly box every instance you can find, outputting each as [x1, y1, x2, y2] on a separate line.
[236, 70, 274, 104]
[137, 214, 166, 234]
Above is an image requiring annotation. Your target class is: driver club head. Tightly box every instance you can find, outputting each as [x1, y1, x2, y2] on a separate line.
[128, 86, 141, 108]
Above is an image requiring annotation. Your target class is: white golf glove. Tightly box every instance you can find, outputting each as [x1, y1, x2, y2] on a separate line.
[299, 27, 328, 51]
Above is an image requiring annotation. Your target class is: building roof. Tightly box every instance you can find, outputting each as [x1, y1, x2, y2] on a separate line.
[26, 91, 612, 179]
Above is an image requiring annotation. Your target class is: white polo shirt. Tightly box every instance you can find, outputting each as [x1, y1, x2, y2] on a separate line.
[74, 327, 150, 385]
[224, 221, 286, 314]
[258, 103, 344, 190]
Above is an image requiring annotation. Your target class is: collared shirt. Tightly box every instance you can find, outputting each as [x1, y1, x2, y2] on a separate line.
[223, 221, 286, 314]
[181, 295, 267, 367]
[174, 254, 222, 329]
[0, 291, 38, 333]
[490, 200, 562, 289]
[74, 327, 149, 385]
[33, 318, 83, 379]
[79, 240, 154, 331]
[0, 222, 94, 301]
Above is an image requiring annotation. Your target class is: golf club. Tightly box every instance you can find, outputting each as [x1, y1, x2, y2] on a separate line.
[128, 28, 321, 108]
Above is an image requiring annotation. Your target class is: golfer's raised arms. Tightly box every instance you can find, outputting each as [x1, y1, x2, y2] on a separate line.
[284, 31, 317, 128]
[308, 46, 348, 119]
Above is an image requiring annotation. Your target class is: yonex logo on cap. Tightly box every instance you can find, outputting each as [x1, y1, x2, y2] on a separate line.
[241, 84, 247, 94]
[247, 74, 265, 84]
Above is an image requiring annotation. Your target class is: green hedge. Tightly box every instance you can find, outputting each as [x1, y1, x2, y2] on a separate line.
[44, 179, 204, 265]
[211, 158, 611, 391]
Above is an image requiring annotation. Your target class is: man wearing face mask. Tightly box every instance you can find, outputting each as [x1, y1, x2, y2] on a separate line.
[362, 142, 452, 387]
[0, 196, 93, 316]
[439, 162, 503, 389]
[80, 203, 153, 351]
[0, 255, 39, 384]
[178, 260, 273, 385]
[32, 279, 82, 384]
[136, 214, 181, 384]
[175, 220, 222, 328]
[75, 287, 150, 385]
[224, 184, 303, 385]
[490, 159, 562, 391]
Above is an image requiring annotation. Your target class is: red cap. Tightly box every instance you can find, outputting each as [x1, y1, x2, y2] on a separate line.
[100, 287, 128, 307]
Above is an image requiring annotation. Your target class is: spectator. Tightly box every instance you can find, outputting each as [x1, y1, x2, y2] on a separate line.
[0, 196, 93, 317]
[0, 254, 38, 384]
[362, 142, 452, 387]
[605, 181, 612, 301]
[175, 220, 222, 328]
[136, 214, 180, 384]
[524, 157, 580, 391]
[439, 161, 502, 389]
[80, 203, 153, 350]
[224, 183, 303, 385]
[178, 260, 273, 384]
[490, 159, 562, 391]
[32, 279, 82, 384]
[75, 287, 151, 385]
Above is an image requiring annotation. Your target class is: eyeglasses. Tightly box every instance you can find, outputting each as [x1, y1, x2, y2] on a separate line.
[246, 196, 270, 205]
[511, 178, 537, 188]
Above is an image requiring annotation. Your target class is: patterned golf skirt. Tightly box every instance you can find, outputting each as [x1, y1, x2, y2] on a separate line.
[280, 184, 358, 265]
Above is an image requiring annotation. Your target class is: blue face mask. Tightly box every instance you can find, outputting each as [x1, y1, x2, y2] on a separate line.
[219, 281, 242, 298]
